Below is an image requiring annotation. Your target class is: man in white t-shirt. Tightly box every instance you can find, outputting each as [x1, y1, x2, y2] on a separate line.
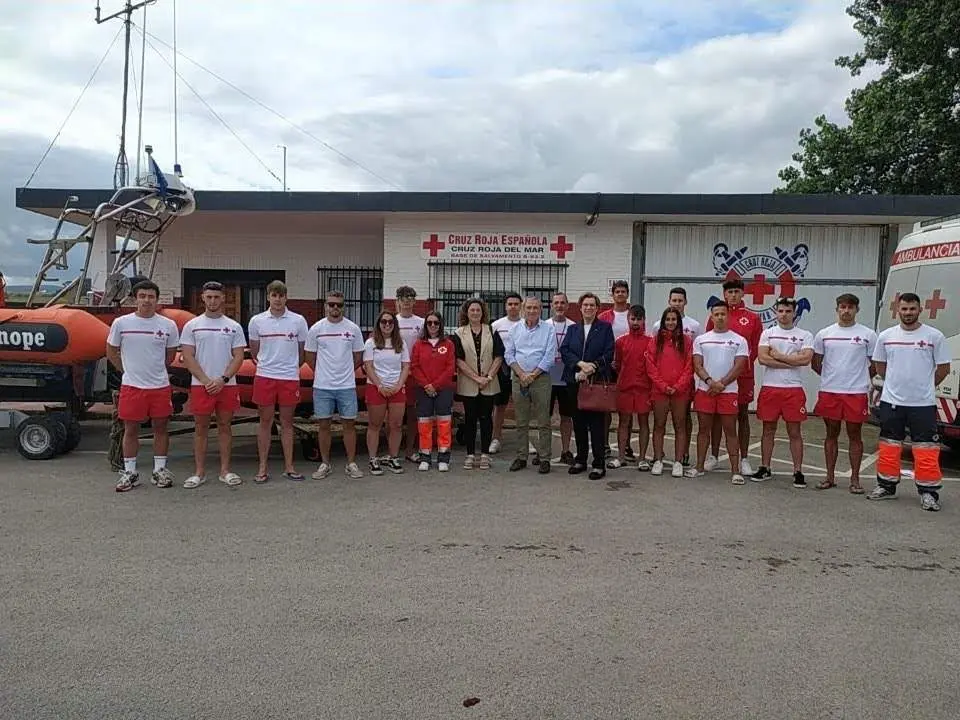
[248, 280, 309, 482]
[105, 280, 180, 492]
[548, 292, 577, 464]
[395, 285, 425, 463]
[812, 293, 877, 493]
[868, 292, 951, 511]
[489, 292, 523, 454]
[651, 286, 701, 465]
[305, 290, 365, 480]
[752, 297, 814, 488]
[179, 281, 246, 489]
[688, 301, 749, 483]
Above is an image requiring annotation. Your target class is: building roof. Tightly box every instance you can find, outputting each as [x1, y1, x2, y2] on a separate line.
[15, 187, 960, 218]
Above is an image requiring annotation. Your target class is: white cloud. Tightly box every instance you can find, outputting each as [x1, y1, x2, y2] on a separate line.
[1, 0, 866, 272]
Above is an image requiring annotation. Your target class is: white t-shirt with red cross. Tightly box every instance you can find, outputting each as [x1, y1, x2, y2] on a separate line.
[396, 314, 424, 354]
[305, 317, 364, 390]
[107, 312, 180, 389]
[248, 309, 309, 381]
[693, 330, 749, 394]
[758, 325, 814, 388]
[873, 324, 950, 406]
[363, 338, 410, 387]
[812, 322, 877, 394]
[180, 314, 246, 386]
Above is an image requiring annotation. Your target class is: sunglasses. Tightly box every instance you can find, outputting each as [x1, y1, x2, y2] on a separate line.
[380, 319, 395, 325]
[327, 302, 343, 308]
[426, 320, 441, 326]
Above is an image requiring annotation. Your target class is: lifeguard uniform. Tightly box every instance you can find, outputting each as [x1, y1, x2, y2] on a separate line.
[756, 325, 814, 423]
[812, 322, 877, 423]
[692, 330, 749, 415]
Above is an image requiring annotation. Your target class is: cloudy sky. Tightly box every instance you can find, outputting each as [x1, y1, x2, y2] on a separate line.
[1, 0, 867, 283]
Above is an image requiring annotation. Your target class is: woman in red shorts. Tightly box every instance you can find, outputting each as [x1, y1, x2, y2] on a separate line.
[363, 310, 410, 476]
[645, 307, 693, 478]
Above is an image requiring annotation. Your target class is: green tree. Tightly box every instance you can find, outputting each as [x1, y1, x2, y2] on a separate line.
[776, 0, 960, 194]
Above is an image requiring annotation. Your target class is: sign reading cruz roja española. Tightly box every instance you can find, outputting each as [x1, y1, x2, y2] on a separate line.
[420, 232, 576, 262]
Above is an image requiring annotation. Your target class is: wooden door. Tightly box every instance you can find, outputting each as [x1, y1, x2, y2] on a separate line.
[187, 284, 241, 321]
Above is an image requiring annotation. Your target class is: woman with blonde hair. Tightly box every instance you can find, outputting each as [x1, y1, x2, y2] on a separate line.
[363, 309, 410, 475]
[451, 298, 504, 469]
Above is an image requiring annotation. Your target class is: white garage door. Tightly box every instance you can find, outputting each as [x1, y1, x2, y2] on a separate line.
[640, 223, 887, 409]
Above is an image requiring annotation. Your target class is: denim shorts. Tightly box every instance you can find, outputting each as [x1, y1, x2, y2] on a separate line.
[313, 387, 359, 420]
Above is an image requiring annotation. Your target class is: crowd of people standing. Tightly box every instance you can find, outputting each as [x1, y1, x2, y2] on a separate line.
[106, 275, 951, 512]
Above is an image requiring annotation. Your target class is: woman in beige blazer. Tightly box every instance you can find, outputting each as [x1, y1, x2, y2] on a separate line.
[451, 298, 505, 470]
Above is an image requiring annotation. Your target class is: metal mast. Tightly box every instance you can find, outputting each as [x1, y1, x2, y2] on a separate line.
[95, 0, 156, 189]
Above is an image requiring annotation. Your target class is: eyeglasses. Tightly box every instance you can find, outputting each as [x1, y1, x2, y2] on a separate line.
[380, 319, 395, 326]
[202, 281, 223, 291]
[327, 302, 343, 308]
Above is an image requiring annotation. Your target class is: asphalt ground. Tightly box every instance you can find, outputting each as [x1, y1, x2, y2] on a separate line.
[3, 415, 960, 719]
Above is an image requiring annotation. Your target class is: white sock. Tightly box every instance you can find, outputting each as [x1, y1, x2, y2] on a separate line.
[153, 456, 167, 472]
[123, 458, 137, 473]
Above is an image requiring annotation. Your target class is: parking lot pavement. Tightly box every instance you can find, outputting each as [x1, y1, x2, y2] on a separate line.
[3, 417, 960, 719]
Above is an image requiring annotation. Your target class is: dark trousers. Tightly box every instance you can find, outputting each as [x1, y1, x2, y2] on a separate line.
[462, 393, 495, 456]
[415, 387, 455, 419]
[573, 408, 606, 469]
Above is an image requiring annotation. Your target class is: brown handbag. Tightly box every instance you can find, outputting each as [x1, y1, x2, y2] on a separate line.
[577, 378, 618, 413]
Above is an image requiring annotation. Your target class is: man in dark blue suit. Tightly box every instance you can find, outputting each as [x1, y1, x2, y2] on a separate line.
[560, 292, 616, 480]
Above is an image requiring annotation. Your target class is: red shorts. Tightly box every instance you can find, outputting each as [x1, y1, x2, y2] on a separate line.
[190, 384, 241, 416]
[756, 386, 808, 423]
[814, 391, 869, 424]
[617, 390, 651, 415]
[693, 390, 738, 416]
[118, 385, 173, 422]
[365, 384, 407, 406]
[252, 376, 302, 407]
[405, 378, 417, 407]
[737, 376, 755, 404]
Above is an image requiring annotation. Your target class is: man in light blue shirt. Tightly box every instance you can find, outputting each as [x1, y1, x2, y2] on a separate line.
[504, 297, 556, 474]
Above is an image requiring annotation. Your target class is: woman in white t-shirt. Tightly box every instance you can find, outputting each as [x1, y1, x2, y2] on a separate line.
[363, 310, 410, 475]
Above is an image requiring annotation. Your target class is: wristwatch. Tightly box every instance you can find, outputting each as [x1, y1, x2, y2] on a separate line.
[221, 375, 230, 383]
[703, 376, 713, 384]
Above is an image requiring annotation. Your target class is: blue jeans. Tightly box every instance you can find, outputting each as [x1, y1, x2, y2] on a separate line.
[313, 387, 359, 420]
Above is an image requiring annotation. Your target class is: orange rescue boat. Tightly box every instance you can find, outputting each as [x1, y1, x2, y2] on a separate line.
[0, 307, 111, 364]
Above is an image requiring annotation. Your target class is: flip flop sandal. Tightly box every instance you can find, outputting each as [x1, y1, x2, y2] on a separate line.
[849, 484, 865, 495]
[282, 472, 305, 481]
[815, 480, 836, 490]
[254, 473, 270, 484]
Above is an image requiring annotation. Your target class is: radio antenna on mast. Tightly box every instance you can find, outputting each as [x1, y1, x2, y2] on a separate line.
[95, 0, 157, 189]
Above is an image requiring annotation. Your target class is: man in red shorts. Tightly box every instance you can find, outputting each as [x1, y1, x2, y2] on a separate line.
[811, 293, 877, 493]
[179, 281, 246, 489]
[752, 297, 814, 488]
[609, 304, 651, 470]
[689, 302, 749, 483]
[106, 280, 180, 492]
[704, 277, 762, 476]
[248, 280, 309, 482]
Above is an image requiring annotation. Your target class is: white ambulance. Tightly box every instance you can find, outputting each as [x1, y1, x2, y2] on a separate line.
[874, 214, 960, 449]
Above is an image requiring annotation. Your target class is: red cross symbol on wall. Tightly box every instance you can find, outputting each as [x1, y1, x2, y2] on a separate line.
[925, 289, 947, 319]
[744, 274, 775, 305]
[422, 233, 446, 257]
[889, 293, 901, 318]
[550, 235, 574, 259]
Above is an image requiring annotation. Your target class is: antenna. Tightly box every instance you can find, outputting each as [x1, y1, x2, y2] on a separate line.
[95, 0, 157, 189]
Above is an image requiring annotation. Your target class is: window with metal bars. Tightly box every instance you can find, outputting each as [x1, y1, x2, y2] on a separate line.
[315, 265, 383, 331]
[427, 261, 567, 323]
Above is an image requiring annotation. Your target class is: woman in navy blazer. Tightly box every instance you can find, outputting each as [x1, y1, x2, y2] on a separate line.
[560, 292, 615, 479]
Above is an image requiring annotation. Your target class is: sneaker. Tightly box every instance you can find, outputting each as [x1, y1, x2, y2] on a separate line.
[624, 446, 636, 461]
[637, 460, 651, 472]
[406, 452, 421, 464]
[651, 460, 664, 476]
[479, 454, 492, 470]
[740, 458, 755, 476]
[369, 458, 384, 476]
[509, 458, 527, 472]
[488, 439, 502, 454]
[418, 460, 430, 472]
[921, 493, 941, 512]
[866, 485, 896, 500]
[438, 462, 450, 472]
[115, 470, 139, 492]
[463, 454, 475, 469]
[607, 457, 624, 469]
[311, 462, 332, 480]
[560, 451, 575, 465]
[387, 457, 404, 474]
[345, 462, 363, 479]
[751, 466, 773, 483]
[704, 456, 719, 472]
[684, 468, 705, 478]
[183, 475, 206, 489]
[671, 461, 684, 478]
[792, 471, 807, 489]
[152, 468, 174, 488]
[731, 473, 745, 485]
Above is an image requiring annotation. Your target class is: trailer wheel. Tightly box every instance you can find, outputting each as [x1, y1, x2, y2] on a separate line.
[49, 412, 82, 454]
[16, 416, 68, 461]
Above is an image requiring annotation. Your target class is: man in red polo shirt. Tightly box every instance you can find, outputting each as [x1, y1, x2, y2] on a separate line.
[248, 280, 309, 482]
[704, 277, 762, 476]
